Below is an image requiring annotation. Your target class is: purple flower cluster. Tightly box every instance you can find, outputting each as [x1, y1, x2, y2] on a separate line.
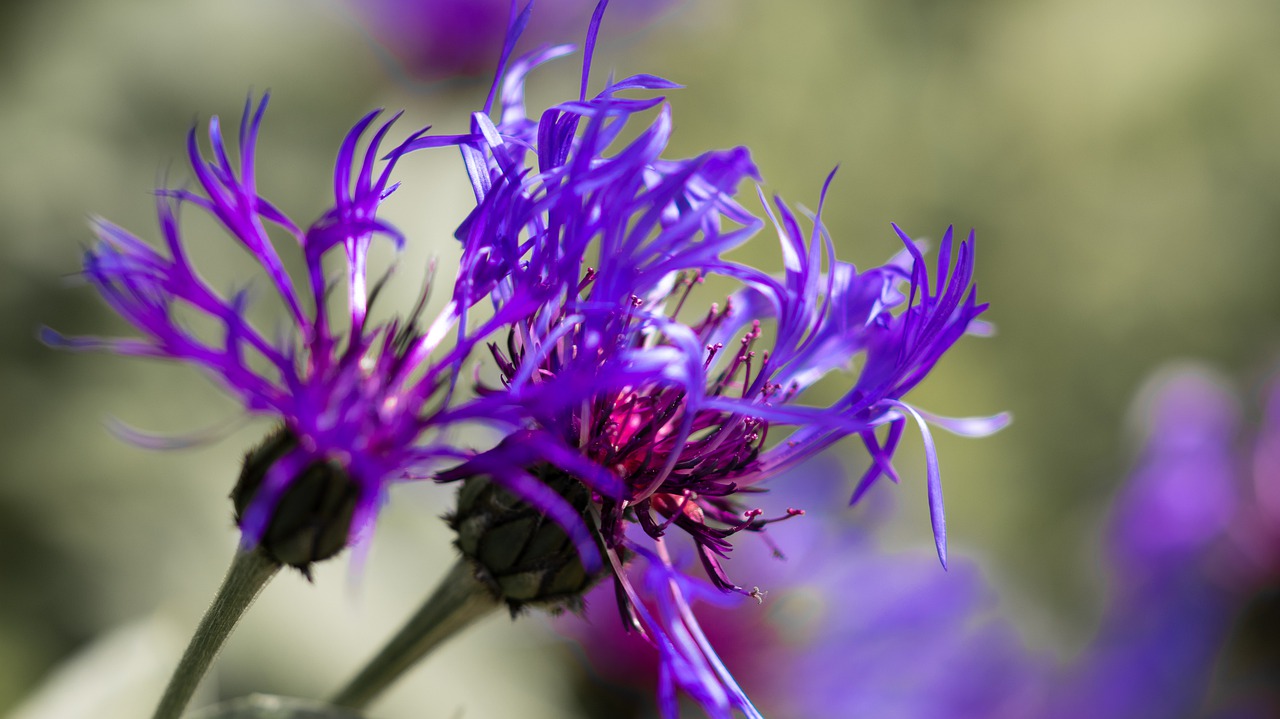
[51, 2, 1002, 715]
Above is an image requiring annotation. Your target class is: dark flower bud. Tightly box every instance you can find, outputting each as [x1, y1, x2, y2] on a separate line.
[448, 467, 607, 615]
[232, 429, 359, 576]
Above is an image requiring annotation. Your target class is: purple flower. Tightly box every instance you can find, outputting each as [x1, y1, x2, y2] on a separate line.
[411, 4, 1005, 715]
[1044, 369, 1246, 719]
[1109, 369, 1240, 576]
[43, 96, 497, 569]
[346, 0, 676, 81]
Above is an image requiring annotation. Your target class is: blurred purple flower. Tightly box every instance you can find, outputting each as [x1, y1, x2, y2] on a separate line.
[1043, 369, 1244, 719]
[44, 96, 503, 565]
[346, 0, 677, 81]
[1109, 369, 1240, 574]
[407, 4, 1005, 714]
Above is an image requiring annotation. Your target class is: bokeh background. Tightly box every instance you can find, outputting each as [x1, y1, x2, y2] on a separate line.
[2, 0, 1279, 716]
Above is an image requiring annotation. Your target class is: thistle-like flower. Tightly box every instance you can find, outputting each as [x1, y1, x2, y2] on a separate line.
[43, 96, 491, 572]
[407, 4, 1006, 715]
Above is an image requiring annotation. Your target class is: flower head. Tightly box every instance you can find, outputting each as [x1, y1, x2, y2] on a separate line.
[44, 96, 490, 571]
[403, 3, 1004, 715]
[1110, 368, 1241, 575]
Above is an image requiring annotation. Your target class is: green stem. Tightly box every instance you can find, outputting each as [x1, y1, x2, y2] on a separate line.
[153, 548, 281, 719]
[330, 559, 499, 710]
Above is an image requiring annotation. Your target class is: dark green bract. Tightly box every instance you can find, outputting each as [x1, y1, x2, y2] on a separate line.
[232, 429, 358, 575]
[449, 470, 607, 615]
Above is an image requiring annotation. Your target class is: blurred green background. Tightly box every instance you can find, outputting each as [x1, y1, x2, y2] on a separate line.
[2, 0, 1279, 716]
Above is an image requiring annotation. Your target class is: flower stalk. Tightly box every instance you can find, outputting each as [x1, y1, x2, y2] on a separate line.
[330, 559, 499, 710]
[153, 548, 281, 719]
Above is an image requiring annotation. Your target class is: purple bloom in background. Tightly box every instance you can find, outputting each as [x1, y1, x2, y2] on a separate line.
[44, 96, 501, 570]
[410, 4, 1005, 715]
[1110, 368, 1240, 574]
[346, 0, 676, 81]
[1043, 368, 1244, 719]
